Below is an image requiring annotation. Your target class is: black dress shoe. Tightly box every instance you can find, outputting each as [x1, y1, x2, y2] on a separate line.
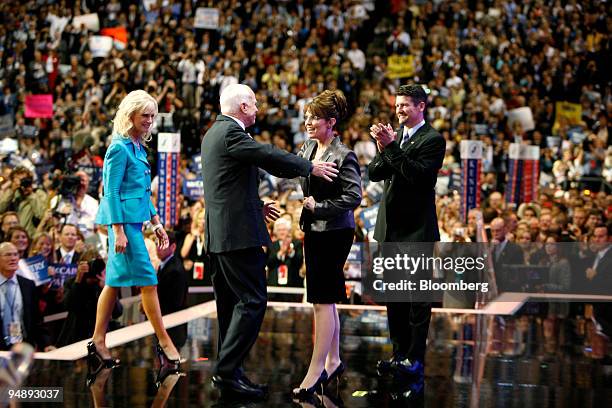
[212, 375, 266, 399]
[376, 356, 397, 377]
[390, 379, 424, 403]
[239, 374, 269, 393]
[394, 358, 424, 379]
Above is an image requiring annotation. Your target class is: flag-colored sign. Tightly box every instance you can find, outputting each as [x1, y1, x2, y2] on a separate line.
[459, 140, 483, 222]
[25, 94, 53, 118]
[386, 55, 414, 79]
[158, 132, 181, 227]
[506, 144, 540, 205]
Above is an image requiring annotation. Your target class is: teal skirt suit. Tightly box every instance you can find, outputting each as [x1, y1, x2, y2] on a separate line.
[95, 135, 158, 287]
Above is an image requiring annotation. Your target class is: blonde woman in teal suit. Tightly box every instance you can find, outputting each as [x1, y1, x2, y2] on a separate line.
[88, 90, 181, 385]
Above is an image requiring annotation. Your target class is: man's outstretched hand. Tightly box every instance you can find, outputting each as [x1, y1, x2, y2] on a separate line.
[311, 160, 339, 182]
[263, 201, 281, 223]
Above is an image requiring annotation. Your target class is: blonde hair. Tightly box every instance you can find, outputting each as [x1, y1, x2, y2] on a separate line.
[28, 232, 54, 258]
[112, 90, 158, 144]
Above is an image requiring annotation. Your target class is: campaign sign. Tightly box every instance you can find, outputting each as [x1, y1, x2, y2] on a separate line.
[25, 255, 50, 286]
[50, 263, 78, 289]
[347, 243, 363, 263]
[183, 177, 204, 200]
[360, 204, 379, 231]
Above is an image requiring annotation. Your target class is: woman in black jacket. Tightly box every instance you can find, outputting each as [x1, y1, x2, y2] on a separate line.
[292, 90, 362, 399]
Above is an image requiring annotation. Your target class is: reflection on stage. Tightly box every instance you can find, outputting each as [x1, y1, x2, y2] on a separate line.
[21, 302, 612, 407]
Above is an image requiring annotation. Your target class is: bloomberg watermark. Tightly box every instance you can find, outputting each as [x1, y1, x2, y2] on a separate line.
[357, 242, 611, 305]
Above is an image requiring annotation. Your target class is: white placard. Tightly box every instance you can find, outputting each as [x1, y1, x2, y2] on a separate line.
[459, 140, 483, 160]
[525, 145, 540, 160]
[72, 13, 100, 32]
[508, 106, 535, 132]
[88, 36, 113, 58]
[508, 143, 540, 160]
[158, 132, 181, 153]
[0, 138, 18, 154]
[194, 8, 220, 29]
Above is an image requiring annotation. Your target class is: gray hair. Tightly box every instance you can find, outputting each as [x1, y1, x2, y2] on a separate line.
[0, 242, 17, 254]
[273, 217, 292, 234]
[220, 84, 253, 115]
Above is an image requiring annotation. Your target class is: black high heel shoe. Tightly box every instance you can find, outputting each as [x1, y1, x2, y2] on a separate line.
[86, 341, 120, 387]
[292, 370, 328, 400]
[155, 344, 183, 388]
[323, 361, 345, 387]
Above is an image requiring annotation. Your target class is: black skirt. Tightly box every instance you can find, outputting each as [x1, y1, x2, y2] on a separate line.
[304, 228, 354, 304]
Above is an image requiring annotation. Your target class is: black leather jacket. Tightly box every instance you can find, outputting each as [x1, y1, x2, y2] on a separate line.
[298, 137, 362, 232]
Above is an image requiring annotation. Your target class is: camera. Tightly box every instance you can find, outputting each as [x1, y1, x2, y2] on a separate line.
[19, 177, 33, 189]
[86, 258, 106, 279]
[52, 174, 82, 198]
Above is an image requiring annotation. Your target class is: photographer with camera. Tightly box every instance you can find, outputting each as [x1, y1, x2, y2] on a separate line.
[154, 79, 184, 117]
[0, 167, 48, 237]
[49, 171, 99, 239]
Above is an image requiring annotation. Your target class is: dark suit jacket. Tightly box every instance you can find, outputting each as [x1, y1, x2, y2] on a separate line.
[493, 241, 525, 292]
[56, 275, 123, 347]
[368, 122, 445, 242]
[266, 239, 304, 287]
[158, 255, 188, 314]
[588, 248, 612, 295]
[54, 249, 81, 265]
[297, 137, 362, 232]
[158, 254, 188, 347]
[201, 115, 312, 253]
[0, 275, 50, 351]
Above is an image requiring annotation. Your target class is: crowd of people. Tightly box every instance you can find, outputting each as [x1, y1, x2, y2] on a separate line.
[0, 0, 608, 358]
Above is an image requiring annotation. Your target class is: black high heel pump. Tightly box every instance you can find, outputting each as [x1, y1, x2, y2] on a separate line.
[323, 361, 345, 387]
[155, 344, 183, 388]
[86, 341, 120, 387]
[292, 370, 328, 400]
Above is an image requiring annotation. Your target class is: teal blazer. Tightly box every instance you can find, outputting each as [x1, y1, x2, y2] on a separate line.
[96, 135, 157, 225]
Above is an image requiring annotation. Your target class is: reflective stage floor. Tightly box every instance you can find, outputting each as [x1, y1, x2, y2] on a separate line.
[20, 300, 612, 407]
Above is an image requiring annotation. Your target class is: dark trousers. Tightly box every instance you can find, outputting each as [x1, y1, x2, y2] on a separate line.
[210, 247, 267, 377]
[387, 302, 432, 363]
[595, 302, 612, 337]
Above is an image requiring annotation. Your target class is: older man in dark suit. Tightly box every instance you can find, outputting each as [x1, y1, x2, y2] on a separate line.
[0, 242, 52, 351]
[368, 84, 445, 401]
[201, 83, 337, 399]
[588, 224, 612, 345]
